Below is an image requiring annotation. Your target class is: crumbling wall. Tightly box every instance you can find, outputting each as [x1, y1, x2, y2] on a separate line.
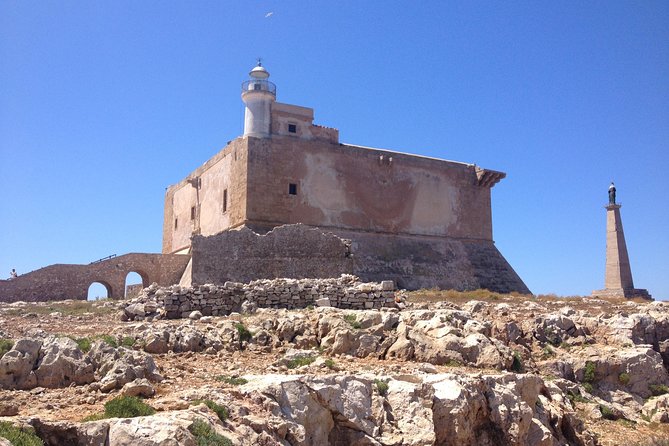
[124, 275, 397, 319]
[189, 224, 530, 294]
[191, 224, 353, 285]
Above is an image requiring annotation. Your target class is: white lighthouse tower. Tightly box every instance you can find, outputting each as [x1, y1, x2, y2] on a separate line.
[241, 60, 276, 138]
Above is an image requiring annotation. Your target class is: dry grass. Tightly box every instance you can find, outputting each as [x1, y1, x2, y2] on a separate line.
[406, 288, 531, 304]
[0, 300, 116, 317]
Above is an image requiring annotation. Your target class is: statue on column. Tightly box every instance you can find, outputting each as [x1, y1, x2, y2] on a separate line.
[608, 182, 616, 204]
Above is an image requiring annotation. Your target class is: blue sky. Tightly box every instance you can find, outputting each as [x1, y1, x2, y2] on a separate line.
[1, 1, 667, 299]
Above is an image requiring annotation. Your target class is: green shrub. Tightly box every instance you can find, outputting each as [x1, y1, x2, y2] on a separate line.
[511, 351, 523, 372]
[99, 334, 118, 348]
[374, 379, 389, 396]
[74, 337, 92, 353]
[618, 373, 630, 386]
[567, 391, 589, 404]
[0, 338, 13, 358]
[324, 359, 336, 370]
[192, 400, 228, 422]
[286, 356, 316, 369]
[344, 314, 361, 330]
[121, 336, 136, 348]
[235, 323, 252, 342]
[599, 404, 617, 420]
[0, 421, 44, 446]
[649, 384, 669, 396]
[188, 420, 232, 446]
[583, 361, 596, 383]
[582, 382, 594, 394]
[216, 375, 248, 386]
[445, 359, 462, 367]
[103, 396, 155, 418]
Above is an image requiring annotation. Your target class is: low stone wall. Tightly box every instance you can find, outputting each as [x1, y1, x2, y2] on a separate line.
[126, 275, 397, 320]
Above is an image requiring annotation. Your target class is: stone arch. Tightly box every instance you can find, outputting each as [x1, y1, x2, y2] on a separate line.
[124, 270, 150, 298]
[87, 280, 112, 301]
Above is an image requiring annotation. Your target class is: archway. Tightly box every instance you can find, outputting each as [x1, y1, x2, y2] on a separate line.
[88, 281, 111, 301]
[125, 271, 148, 298]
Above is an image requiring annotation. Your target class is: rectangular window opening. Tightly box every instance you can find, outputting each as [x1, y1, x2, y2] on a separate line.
[190, 206, 196, 220]
[223, 189, 228, 212]
[288, 123, 297, 133]
[174, 218, 178, 229]
[289, 183, 297, 195]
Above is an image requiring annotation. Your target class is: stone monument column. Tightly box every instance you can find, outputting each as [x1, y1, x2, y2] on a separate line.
[603, 204, 634, 290]
[592, 187, 651, 299]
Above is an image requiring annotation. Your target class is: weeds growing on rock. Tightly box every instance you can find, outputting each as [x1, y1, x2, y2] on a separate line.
[344, 314, 361, 330]
[216, 375, 248, 386]
[0, 421, 44, 446]
[649, 384, 669, 397]
[188, 419, 232, 446]
[583, 361, 596, 384]
[599, 404, 617, 420]
[568, 391, 590, 404]
[193, 400, 228, 422]
[374, 379, 389, 396]
[324, 359, 336, 370]
[619, 373, 631, 386]
[235, 323, 252, 343]
[0, 338, 13, 358]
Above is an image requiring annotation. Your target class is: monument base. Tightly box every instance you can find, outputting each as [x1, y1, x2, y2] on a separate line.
[591, 288, 652, 300]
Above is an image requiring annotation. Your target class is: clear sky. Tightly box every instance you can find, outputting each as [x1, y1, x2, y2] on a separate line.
[1, 1, 667, 299]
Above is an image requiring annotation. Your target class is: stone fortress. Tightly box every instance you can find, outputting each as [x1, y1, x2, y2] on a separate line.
[1, 62, 530, 302]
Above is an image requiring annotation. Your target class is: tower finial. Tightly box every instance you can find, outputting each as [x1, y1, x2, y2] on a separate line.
[257, 57, 262, 67]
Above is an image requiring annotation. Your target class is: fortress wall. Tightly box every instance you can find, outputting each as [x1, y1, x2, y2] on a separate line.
[189, 224, 531, 294]
[0, 253, 190, 302]
[245, 136, 493, 240]
[191, 224, 354, 285]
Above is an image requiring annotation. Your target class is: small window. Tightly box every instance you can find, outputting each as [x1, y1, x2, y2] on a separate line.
[174, 218, 178, 229]
[288, 123, 297, 133]
[223, 189, 228, 212]
[253, 83, 261, 90]
[191, 206, 196, 220]
[289, 183, 297, 195]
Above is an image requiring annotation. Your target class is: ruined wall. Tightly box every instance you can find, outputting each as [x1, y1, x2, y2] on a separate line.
[127, 276, 397, 319]
[162, 138, 249, 254]
[188, 224, 530, 294]
[191, 224, 353, 285]
[0, 253, 190, 302]
[244, 136, 495, 240]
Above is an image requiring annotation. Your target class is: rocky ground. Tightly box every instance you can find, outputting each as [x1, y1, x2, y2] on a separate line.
[2, 288, 669, 445]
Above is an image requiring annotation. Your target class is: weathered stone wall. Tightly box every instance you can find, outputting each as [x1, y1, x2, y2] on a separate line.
[0, 253, 190, 302]
[191, 224, 353, 285]
[188, 224, 530, 294]
[127, 275, 397, 319]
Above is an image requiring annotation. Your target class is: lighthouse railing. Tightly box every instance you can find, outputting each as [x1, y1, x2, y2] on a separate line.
[241, 80, 276, 95]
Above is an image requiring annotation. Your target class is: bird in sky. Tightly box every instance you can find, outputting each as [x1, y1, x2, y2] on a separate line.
[265, 12, 274, 18]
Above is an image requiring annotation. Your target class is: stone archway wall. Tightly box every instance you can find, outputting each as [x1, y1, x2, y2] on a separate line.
[0, 253, 190, 302]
